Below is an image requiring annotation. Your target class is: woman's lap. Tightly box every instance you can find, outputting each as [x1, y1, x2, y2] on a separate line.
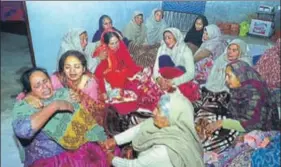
[30, 142, 119, 167]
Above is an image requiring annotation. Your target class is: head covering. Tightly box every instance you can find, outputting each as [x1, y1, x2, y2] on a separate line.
[13, 88, 107, 150]
[93, 29, 142, 90]
[59, 28, 86, 54]
[184, 15, 208, 47]
[205, 38, 252, 92]
[57, 28, 99, 72]
[160, 27, 186, 55]
[123, 11, 147, 45]
[223, 39, 252, 63]
[154, 27, 194, 87]
[91, 15, 124, 43]
[227, 60, 261, 85]
[145, 8, 167, 45]
[157, 27, 189, 64]
[132, 89, 204, 167]
[93, 29, 122, 72]
[226, 60, 280, 131]
[196, 24, 227, 59]
[204, 24, 221, 40]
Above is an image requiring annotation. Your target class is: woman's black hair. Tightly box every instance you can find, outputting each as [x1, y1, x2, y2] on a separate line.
[163, 30, 172, 35]
[194, 15, 208, 28]
[162, 30, 176, 40]
[136, 14, 143, 18]
[103, 31, 120, 45]
[100, 15, 112, 30]
[20, 67, 50, 93]
[58, 50, 87, 73]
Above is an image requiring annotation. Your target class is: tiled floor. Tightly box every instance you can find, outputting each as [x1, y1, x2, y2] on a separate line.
[0, 32, 275, 167]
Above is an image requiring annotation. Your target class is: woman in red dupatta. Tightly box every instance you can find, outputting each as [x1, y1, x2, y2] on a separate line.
[93, 30, 165, 140]
[93, 29, 142, 95]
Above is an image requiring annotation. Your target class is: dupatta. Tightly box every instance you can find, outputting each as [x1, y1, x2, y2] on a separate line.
[93, 29, 142, 89]
[13, 88, 107, 150]
[54, 72, 106, 126]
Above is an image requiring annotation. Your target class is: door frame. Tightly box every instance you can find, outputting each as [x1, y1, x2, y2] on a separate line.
[23, 1, 36, 67]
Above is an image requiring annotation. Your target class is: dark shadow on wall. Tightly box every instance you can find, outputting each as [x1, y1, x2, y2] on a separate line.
[1, 21, 27, 35]
[1, 1, 36, 67]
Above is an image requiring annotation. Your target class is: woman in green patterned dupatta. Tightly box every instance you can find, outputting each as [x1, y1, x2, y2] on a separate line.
[12, 67, 117, 167]
[17, 50, 106, 127]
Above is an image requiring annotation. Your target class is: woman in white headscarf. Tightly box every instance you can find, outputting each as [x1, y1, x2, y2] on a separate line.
[126, 11, 162, 67]
[102, 89, 204, 167]
[153, 27, 195, 86]
[57, 28, 102, 73]
[194, 24, 228, 84]
[205, 38, 252, 93]
[145, 8, 167, 45]
[153, 28, 200, 102]
[123, 11, 147, 45]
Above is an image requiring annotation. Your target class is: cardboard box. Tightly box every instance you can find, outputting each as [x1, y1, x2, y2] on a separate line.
[249, 19, 273, 37]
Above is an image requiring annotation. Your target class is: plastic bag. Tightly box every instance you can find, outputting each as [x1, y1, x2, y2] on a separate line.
[239, 21, 250, 37]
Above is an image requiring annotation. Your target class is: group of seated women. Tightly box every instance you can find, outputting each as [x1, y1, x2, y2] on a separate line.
[12, 8, 280, 167]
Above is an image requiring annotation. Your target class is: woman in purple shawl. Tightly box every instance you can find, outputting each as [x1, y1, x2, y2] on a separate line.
[195, 60, 280, 154]
[92, 15, 129, 46]
[225, 60, 280, 132]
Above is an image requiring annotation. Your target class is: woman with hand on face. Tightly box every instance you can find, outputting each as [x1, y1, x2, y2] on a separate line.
[92, 15, 129, 46]
[93, 30, 142, 100]
[93, 30, 166, 138]
[100, 88, 204, 167]
[12, 67, 113, 167]
[184, 15, 209, 54]
[94, 29, 164, 111]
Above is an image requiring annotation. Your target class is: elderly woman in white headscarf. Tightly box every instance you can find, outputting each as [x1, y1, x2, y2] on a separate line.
[194, 24, 228, 84]
[123, 11, 147, 45]
[102, 89, 204, 167]
[145, 8, 167, 45]
[204, 38, 252, 93]
[57, 28, 102, 73]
